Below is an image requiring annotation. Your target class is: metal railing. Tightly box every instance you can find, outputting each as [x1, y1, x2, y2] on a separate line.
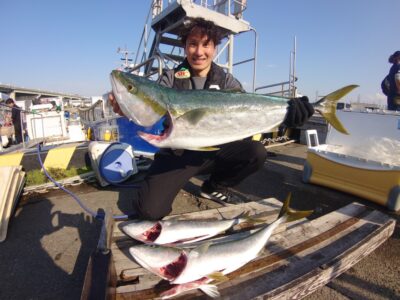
[130, 0, 255, 88]
[255, 78, 298, 98]
[0, 102, 45, 151]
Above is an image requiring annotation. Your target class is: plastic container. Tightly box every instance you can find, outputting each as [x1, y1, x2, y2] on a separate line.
[88, 142, 137, 187]
[303, 110, 400, 211]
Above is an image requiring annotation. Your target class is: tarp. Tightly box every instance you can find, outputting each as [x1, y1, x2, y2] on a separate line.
[0, 166, 25, 242]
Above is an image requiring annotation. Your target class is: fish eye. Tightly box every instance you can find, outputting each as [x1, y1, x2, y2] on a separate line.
[127, 84, 137, 93]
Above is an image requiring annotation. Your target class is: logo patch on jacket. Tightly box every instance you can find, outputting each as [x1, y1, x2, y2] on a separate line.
[175, 68, 191, 79]
[209, 84, 220, 90]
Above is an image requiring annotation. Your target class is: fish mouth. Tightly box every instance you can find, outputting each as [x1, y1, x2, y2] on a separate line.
[137, 113, 173, 144]
[120, 220, 158, 243]
[129, 246, 188, 281]
[110, 70, 127, 97]
[141, 222, 162, 242]
[159, 252, 188, 281]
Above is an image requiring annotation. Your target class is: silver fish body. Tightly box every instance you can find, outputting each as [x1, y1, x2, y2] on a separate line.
[111, 70, 358, 150]
[128, 195, 313, 297]
[120, 218, 241, 245]
[171, 214, 285, 284]
[139, 91, 288, 149]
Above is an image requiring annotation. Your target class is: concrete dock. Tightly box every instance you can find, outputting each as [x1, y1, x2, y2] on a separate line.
[0, 143, 398, 299]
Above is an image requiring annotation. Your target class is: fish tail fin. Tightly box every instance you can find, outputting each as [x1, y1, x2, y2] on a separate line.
[313, 85, 359, 135]
[278, 193, 314, 223]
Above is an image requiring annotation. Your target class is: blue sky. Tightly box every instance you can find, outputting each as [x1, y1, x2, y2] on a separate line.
[0, 0, 398, 105]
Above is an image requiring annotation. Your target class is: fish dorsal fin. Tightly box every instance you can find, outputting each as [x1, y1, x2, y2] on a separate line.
[176, 108, 208, 125]
[207, 271, 229, 282]
[199, 284, 220, 298]
[223, 87, 243, 93]
[189, 242, 211, 258]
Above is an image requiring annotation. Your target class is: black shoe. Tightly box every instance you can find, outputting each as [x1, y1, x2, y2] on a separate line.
[200, 181, 244, 205]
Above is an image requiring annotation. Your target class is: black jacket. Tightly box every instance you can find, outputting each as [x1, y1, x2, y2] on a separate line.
[158, 59, 244, 92]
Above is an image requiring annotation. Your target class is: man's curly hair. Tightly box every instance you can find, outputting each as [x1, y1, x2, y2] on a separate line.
[179, 18, 224, 47]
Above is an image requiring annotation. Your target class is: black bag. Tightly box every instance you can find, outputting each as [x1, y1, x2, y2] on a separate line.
[381, 74, 390, 96]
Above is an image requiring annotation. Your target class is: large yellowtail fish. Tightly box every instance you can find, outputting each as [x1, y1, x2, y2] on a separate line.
[128, 194, 313, 298]
[111, 70, 358, 150]
[119, 213, 255, 246]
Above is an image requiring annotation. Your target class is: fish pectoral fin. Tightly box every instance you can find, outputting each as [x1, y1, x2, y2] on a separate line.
[186, 146, 220, 151]
[198, 146, 220, 151]
[199, 284, 220, 298]
[235, 211, 266, 227]
[176, 108, 208, 125]
[243, 214, 267, 224]
[190, 242, 211, 258]
[207, 271, 229, 282]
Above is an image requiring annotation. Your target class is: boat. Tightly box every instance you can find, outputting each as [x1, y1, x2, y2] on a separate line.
[75, 1, 397, 299]
[77, 0, 301, 156]
[0, 88, 89, 152]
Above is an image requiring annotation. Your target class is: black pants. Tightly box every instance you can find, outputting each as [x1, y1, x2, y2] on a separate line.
[14, 126, 23, 144]
[133, 140, 267, 219]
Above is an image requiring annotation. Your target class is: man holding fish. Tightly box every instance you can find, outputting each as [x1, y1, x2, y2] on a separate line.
[109, 18, 315, 220]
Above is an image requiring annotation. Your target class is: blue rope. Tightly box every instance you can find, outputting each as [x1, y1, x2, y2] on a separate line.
[36, 143, 135, 220]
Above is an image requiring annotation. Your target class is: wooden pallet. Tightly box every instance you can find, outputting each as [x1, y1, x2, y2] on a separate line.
[81, 198, 395, 300]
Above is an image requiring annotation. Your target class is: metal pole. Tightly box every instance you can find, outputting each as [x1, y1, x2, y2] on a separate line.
[293, 36, 297, 97]
[228, 34, 233, 74]
[251, 27, 258, 93]
[20, 110, 25, 148]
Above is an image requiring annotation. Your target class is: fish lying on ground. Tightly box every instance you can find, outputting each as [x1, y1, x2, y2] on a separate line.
[128, 194, 313, 298]
[110, 70, 358, 150]
[119, 213, 257, 246]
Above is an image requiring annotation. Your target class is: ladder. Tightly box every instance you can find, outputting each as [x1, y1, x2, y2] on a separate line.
[126, 0, 258, 91]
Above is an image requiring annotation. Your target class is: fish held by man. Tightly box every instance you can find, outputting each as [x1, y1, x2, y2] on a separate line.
[128, 194, 313, 298]
[119, 213, 256, 246]
[110, 70, 358, 150]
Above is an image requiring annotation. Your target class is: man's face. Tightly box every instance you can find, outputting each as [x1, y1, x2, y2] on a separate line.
[184, 28, 216, 77]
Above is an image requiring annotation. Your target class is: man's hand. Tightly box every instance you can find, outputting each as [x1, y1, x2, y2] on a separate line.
[283, 96, 314, 128]
[108, 93, 126, 117]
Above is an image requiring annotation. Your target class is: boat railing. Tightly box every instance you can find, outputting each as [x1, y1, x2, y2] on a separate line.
[78, 99, 118, 125]
[0, 103, 76, 151]
[130, 0, 256, 89]
[204, 0, 248, 19]
[255, 78, 298, 98]
[126, 55, 164, 79]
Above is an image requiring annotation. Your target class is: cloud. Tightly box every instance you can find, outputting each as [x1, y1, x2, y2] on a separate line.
[364, 92, 386, 102]
[265, 64, 277, 68]
[352, 92, 387, 105]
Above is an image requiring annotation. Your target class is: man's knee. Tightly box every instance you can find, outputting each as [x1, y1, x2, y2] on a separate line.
[134, 186, 172, 220]
[248, 141, 267, 167]
[135, 198, 171, 220]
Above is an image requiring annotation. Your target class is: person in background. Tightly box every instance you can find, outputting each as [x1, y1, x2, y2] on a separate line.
[109, 18, 314, 220]
[5, 98, 23, 144]
[385, 51, 400, 111]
